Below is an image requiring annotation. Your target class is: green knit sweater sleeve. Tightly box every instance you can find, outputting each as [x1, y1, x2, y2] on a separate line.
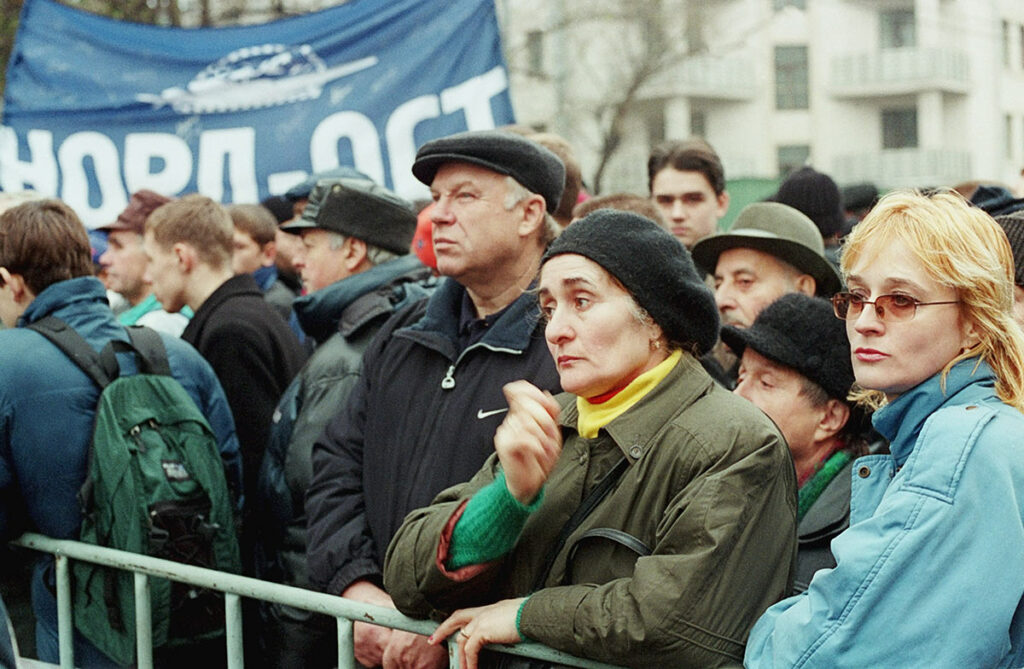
[447, 471, 543, 569]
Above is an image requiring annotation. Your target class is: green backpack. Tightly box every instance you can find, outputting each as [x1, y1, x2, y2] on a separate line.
[29, 317, 242, 665]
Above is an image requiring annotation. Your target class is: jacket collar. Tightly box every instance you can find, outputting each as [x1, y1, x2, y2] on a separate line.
[19, 277, 109, 327]
[872, 358, 996, 466]
[402, 276, 542, 353]
[559, 352, 713, 463]
[293, 255, 427, 344]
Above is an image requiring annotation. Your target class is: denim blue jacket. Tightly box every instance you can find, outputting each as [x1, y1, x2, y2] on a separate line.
[745, 359, 1024, 668]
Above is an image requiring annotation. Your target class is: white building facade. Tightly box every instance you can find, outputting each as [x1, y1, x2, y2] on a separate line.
[497, 0, 1024, 197]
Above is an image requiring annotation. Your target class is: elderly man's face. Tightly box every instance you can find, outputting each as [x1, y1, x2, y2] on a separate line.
[734, 349, 822, 457]
[429, 163, 526, 285]
[714, 248, 809, 328]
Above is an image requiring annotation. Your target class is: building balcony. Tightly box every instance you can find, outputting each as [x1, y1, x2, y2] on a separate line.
[641, 53, 757, 101]
[832, 148, 971, 188]
[830, 47, 969, 98]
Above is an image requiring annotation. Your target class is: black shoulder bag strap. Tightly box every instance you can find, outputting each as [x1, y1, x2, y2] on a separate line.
[530, 455, 629, 592]
[27, 316, 114, 388]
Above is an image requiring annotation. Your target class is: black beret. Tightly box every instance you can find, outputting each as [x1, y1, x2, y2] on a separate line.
[412, 130, 566, 214]
[721, 293, 853, 401]
[281, 177, 416, 256]
[543, 209, 719, 355]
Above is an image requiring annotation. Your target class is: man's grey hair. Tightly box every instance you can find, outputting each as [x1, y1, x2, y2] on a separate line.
[327, 230, 400, 266]
[504, 176, 559, 245]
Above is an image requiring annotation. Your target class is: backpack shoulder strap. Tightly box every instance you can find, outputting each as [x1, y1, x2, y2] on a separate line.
[27, 316, 113, 388]
[122, 326, 172, 377]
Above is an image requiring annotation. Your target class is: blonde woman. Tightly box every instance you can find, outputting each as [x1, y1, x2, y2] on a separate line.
[745, 189, 1024, 668]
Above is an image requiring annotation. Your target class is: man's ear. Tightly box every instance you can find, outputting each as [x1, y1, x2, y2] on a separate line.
[344, 237, 370, 272]
[173, 242, 197, 272]
[516, 195, 547, 239]
[260, 240, 277, 267]
[794, 274, 817, 297]
[814, 398, 850, 443]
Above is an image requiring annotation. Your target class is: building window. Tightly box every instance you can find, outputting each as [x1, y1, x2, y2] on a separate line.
[691, 109, 707, 138]
[773, 0, 806, 9]
[880, 9, 915, 49]
[778, 145, 810, 178]
[526, 31, 544, 76]
[882, 108, 918, 149]
[775, 45, 809, 110]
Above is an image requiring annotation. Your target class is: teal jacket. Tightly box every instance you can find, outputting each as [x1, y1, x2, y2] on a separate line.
[746, 360, 1024, 668]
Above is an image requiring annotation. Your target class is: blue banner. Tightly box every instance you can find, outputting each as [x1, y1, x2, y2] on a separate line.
[0, 0, 514, 226]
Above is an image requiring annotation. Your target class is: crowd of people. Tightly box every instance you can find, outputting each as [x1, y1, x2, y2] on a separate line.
[1, 126, 1024, 669]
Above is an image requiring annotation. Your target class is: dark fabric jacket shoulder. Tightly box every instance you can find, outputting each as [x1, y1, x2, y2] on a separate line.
[182, 273, 306, 507]
[793, 460, 851, 593]
[256, 256, 435, 588]
[384, 354, 796, 668]
[305, 277, 560, 597]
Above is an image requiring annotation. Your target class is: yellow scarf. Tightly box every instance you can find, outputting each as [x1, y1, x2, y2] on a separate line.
[576, 350, 681, 439]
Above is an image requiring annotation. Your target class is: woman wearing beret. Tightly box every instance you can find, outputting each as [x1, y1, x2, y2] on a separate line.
[383, 210, 797, 668]
[745, 190, 1024, 667]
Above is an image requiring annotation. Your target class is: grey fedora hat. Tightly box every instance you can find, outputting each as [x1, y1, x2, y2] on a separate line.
[691, 202, 843, 296]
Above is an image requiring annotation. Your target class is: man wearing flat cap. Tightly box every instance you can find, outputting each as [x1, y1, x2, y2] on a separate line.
[306, 130, 564, 668]
[254, 177, 434, 667]
[691, 202, 843, 380]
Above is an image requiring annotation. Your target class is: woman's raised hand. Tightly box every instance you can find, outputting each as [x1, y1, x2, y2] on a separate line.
[493, 381, 562, 505]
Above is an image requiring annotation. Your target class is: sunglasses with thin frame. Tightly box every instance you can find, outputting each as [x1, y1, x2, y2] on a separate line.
[831, 292, 959, 322]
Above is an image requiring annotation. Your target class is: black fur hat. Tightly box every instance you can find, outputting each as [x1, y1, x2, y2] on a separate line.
[721, 293, 853, 401]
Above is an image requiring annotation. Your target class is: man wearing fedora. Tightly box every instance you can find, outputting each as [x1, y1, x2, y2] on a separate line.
[255, 176, 434, 667]
[305, 130, 563, 669]
[691, 202, 843, 380]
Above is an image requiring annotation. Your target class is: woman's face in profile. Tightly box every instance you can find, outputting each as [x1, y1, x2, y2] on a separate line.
[844, 238, 976, 401]
[539, 254, 665, 399]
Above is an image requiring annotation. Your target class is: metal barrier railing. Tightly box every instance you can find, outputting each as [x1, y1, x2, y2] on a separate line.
[11, 533, 620, 669]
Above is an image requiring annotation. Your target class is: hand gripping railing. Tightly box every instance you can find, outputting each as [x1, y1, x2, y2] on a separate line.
[11, 533, 620, 669]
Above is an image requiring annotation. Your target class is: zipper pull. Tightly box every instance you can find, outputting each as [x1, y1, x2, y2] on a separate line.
[441, 365, 455, 390]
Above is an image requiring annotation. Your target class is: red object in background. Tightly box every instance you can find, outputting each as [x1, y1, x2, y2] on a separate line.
[412, 203, 437, 271]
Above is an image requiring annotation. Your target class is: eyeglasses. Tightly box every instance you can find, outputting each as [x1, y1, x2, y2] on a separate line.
[831, 292, 959, 322]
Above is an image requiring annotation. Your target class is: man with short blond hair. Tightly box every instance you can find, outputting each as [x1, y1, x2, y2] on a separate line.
[144, 194, 305, 568]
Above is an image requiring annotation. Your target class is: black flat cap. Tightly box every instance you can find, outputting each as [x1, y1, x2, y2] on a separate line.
[281, 177, 416, 256]
[412, 130, 566, 213]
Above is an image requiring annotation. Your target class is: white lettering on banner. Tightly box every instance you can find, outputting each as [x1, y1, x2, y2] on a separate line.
[0, 127, 58, 195]
[386, 95, 441, 198]
[198, 127, 258, 203]
[124, 133, 193, 196]
[0, 67, 510, 226]
[440, 67, 508, 130]
[59, 132, 128, 225]
[309, 111, 385, 186]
